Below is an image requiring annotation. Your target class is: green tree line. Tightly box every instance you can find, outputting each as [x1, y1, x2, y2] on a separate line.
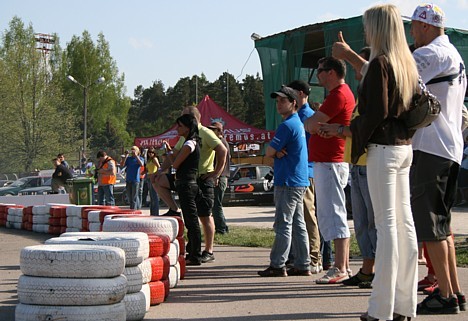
[0, 17, 265, 174]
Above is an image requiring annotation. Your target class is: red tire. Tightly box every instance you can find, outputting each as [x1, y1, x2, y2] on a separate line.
[147, 234, 170, 257]
[161, 278, 170, 299]
[148, 281, 165, 305]
[48, 217, 61, 226]
[48, 226, 61, 235]
[176, 236, 186, 255]
[178, 255, 186, 280]
[147, 256, 170, 281]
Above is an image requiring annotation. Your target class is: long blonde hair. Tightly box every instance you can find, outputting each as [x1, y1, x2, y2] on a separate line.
[363, 4, 418, 109]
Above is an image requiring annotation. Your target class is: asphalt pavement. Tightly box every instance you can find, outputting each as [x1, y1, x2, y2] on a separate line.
[1, 205, 468, 320]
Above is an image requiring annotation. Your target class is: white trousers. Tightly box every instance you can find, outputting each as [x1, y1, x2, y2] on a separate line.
[366, 144, 418, 320]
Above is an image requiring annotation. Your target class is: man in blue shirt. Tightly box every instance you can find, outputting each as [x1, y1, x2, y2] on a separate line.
[288, 80, 322, 274]
[258, 86, 311, 277]
[120, 146, 145, 209]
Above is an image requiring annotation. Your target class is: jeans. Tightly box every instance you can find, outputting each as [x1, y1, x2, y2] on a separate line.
[137, 177, 144, 209]
[212, 176, 228, 233]
[146, 178, 159, 215]
[320, 234, 334, 267]
[126, 181, 140, 210]
[98, 184, 115, 206]
[176, 181, 202, 262]
[350, 165, 376, 259]
[366, 144, 418, 320]
[270, 186, 310, 270]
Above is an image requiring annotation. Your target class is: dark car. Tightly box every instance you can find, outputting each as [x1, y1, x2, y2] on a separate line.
[18, 177, 53, 195]
[222, 164, 274, 206]
[0, 176, 52, 196]
[0, 179, 14, 187]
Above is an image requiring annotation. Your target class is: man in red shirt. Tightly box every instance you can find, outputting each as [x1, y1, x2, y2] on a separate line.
[305, 56, 355, 284]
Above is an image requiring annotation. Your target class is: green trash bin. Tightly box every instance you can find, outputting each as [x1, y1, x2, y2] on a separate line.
[67, 177, 94, 205]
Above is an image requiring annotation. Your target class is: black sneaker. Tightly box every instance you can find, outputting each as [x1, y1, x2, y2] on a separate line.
[456, 292, 466, 311]
[201, 250, 215, 263]
[258, 266, 287, 277]
[162, 209, 181, 217]
[417, 292, 460, 314]
[342, 269, 374, 286]
[185, 258, 201, 266]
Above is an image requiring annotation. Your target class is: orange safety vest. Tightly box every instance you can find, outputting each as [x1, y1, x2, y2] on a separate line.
[99, 158, 117, 185]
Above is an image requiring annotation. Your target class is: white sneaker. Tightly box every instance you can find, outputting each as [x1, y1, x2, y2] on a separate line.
[315, 267, 349, 284]
[310, 264, 323, 274]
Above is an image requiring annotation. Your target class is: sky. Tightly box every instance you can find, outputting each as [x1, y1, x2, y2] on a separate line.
[1, 1, 467, 97]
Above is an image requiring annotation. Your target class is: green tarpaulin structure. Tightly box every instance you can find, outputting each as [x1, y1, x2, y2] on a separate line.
[254, 15, 468, 130]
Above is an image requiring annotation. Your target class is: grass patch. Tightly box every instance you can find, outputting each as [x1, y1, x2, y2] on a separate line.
[213, 226, 468, 268]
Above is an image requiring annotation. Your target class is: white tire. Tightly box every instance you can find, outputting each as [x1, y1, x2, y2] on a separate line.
[15, 302, 126, 321]
[169, 262, 180, 288]
[66, 227, 81, 232]
[17, 274, 127, 306]
[32, 214, 49, 224]
[168, 241, 180, 265]
[20, 244, 125, 278]
[66, 216, 81, 228]
[32, 205, 49, 215]
[87, 210, 102, 223]
[32, 223, 48, 233]
[46, 234, 148, 267]
[13, 222, 22, 229]
[103, 217, 178, 241]
[123, 260, 151, 294]
[123, 284, 150, 321]
[88, 222, 102, 232]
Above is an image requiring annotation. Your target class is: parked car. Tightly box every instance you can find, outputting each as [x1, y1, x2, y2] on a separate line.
[222, 164, 274, 206]
[18, 177, 53, 195]
[0, 176, 52, 196]
[0, 179, 14, 187]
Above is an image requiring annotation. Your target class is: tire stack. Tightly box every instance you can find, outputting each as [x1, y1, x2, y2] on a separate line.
[0, 204, 15, 226]
[102, 216, 184, 302]
[6, 206, 25, 229]
[31, 205, 49, 233]
[55, 231, 152, 321]
[48, 205, 67, 235]
[147, 234, 171, 305]
[22, 206, 33, 231]
[65, 205, 82, 232]
[16, 244, 127, 321]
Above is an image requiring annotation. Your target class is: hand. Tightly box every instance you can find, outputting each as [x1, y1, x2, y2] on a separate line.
[317, 122, 340, 138]
[332, 31, 351, 60]
[275, 148, 288, 159]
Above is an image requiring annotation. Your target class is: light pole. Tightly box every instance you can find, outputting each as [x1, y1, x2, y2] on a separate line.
[66, 75, 105, 165]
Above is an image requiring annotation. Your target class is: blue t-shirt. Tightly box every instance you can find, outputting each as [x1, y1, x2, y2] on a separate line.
[125, 156, 144, 182]
[270, 113, 309, 187]
[297, 102, 315, 178]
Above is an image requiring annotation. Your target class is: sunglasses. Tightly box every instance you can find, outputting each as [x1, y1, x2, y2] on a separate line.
[317, 68, 331, 74]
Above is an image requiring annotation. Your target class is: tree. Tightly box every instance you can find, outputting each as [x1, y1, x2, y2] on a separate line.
[62, 31, 131, 157]
[210, 72, 245, 121]
[242, 73, 265, 128]
[0, 17, 80, 172]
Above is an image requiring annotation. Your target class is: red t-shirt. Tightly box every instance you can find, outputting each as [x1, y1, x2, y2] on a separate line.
[309, 84, 355, 162]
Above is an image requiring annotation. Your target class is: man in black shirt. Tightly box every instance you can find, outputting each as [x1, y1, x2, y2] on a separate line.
[52, 158, 73, 193]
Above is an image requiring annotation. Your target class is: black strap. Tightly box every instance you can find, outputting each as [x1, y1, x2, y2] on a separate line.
[426, 73, 459, 85]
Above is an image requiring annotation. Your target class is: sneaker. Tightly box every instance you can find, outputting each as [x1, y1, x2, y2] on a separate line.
[310, 264, 323, 274]
[456, 292, 466, 311]
[423, 282, 439, 295]
[258, 266, 287, 277]
[162, 209, 181, 217]
[342, 269, 374, 286]
[200, 250, 215, 263]
[417, 292, 460, 314]
[418, 276, 437, 291]
[359, 312, 378, 321]
[287, 268, 312, 276]
[185, 258, 202, 266]
[358, 281, 373, 289]
[315, 267, 349, 284]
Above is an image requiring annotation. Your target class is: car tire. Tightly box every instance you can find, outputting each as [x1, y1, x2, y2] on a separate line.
[20, 244, 125, 278]
[17, 274, 127, 306]
[102, 217, 179, 242]
[15, 302, 126, 321]
[123, 283, 150, 321]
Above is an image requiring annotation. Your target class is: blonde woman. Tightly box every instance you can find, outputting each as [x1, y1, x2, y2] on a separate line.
[349, 4, 419, 321]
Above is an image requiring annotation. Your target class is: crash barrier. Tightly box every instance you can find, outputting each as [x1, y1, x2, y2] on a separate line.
[0, 203, 185, 321]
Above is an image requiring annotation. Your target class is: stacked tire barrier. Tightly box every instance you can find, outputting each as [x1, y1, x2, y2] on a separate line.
[47, 231, 151, 321]
[16, 244, 127, 321]
[147, 234, 171, 305]
[6, 205, 25, 230]
[31, 205, 50, 233]
[102, 215, 186, 304]
[48, 205, 68, 235]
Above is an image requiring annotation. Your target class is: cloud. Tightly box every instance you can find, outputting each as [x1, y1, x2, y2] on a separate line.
[128, 37, 154, 49]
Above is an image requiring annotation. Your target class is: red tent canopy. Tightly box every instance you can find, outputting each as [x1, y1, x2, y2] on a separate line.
[134, 95, 274, 147]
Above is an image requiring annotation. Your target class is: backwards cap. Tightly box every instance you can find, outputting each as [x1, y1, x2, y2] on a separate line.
[411, 3, 445, 28]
